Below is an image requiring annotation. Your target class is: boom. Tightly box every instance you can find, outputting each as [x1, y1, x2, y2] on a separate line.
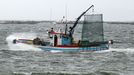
[70, 5, 94, 33]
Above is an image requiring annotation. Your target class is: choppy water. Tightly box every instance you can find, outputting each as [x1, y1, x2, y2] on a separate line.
[0, 22, 134, 75]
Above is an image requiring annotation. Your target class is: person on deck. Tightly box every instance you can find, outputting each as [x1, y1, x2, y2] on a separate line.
[50, 28, 54, 33]
[68, 27, 74, 37]
[48, 28, 55, 38]
[68, 27, 74, 44]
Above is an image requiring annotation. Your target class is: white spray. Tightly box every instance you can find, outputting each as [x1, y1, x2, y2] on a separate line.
[6, 33, 42, 51]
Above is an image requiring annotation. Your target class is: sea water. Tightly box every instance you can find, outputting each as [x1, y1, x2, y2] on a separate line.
[0, 22, 134, 75]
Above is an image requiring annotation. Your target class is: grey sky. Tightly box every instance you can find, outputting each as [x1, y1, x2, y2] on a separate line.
[0, 0, 133, 21]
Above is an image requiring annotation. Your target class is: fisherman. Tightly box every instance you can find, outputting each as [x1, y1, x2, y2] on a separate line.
[68, 27, 74, 43]
[48, 28, 55, 38]
[68, 27, 74, 37]
[50, 28, 55, 33]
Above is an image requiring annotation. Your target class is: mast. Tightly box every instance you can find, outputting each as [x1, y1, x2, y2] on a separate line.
[65, 4, 68, 34]
[50, 8, 52, 21]
[70, 5, 94, 33]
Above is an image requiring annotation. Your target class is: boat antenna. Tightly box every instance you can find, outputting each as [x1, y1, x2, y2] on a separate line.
[70, 5, 94, 33]
[65, 4, 68, 34]
[50, 8, 52, 21]
[92, 5, 94, 14]
[65, 4, 67, 23]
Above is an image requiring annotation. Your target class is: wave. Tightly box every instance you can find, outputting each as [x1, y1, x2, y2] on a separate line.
[95, 48, 134, 53]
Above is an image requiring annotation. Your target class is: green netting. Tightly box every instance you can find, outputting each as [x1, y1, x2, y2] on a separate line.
[81, 14, 104, 43]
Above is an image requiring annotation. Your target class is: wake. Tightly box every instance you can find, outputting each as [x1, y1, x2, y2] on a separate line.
[95, 48, 134, 53]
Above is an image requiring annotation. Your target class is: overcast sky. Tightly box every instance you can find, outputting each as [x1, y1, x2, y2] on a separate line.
[0, 0, 133, 21]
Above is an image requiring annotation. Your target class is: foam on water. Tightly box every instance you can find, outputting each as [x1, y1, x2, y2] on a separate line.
[96, 48, 134, 53]
[109, 48, 134, 52]
[6, 33, 42, 51]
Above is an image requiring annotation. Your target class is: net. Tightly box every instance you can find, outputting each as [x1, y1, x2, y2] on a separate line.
[81, 14, 104, 43]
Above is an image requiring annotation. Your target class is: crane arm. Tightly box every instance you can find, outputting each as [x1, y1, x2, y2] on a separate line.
[70, 5, 94, 32]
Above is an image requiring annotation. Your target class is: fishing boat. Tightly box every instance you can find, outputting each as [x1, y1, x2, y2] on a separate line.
[12, 5, 113, 52]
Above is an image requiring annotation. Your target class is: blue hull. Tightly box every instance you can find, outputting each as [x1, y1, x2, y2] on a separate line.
[38, 44, 109, 52]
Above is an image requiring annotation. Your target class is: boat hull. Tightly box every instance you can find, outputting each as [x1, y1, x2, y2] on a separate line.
[38, 44, 109, 52]
[12, 39, 110, 52]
